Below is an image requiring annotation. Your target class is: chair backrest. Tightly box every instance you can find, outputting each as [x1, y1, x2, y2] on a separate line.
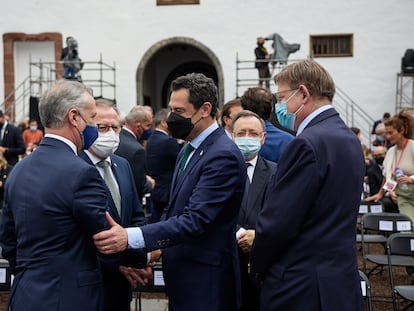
[358, 203, 383, 215]
[359, 270, 373, 311]
[386, 233, 414, 310]
[387, 233, 414, 256]
[361, 213, 413, 233]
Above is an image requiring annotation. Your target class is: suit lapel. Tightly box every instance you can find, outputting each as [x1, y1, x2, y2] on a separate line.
[108, 157, 123, 223]
[244, 158, 270, 223]
[167, 127, 222, 212]
[79, 151, 122, 223]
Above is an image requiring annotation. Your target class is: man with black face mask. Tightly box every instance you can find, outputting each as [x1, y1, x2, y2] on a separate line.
[94, 73, 247, 311]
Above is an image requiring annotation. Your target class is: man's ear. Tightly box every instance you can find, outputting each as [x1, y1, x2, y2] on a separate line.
[69, 109, 78, 126]
[298, 85, 310, 103]
[201, 102, 212, 117]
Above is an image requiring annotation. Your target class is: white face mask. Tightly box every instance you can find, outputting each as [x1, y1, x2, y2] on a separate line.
[90, 130, 120, 159]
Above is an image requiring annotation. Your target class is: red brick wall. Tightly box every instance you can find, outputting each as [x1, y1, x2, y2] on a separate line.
[2, 32, 62, 118]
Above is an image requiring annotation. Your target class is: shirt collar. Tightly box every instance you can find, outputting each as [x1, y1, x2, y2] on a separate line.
[84, 150, 111, 166]
[123, 126, 137, 139]
[189, 121, 219, 149]
[296, 105, 333, 136]
[246, 155, 258, 168]
[45, 133, 78, 155]
[155, 128, 169, 135]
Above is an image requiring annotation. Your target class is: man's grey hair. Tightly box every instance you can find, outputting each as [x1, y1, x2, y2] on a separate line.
[39, 80, 92, 128]
[95, 98, 120, 120]
[153, 108, 169, 127]
[125, 105, 148, 125]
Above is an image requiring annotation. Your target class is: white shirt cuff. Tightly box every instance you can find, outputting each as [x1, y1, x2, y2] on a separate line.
[236, 227, 246, 240]
[126, 227, 146, 249]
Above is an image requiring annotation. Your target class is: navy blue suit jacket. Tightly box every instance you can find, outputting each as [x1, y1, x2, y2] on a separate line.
[79, 151, 147, 311]
[79, 151, 146, 228]
[0, 137, 110, 311]
[115, 128, 151, 199]
[1, 123, 25, 165]
[146, 130, 181, 205]
[259, 120, 294, 163]
[140, 126, 246, 311]
[251, 108, 365, 310]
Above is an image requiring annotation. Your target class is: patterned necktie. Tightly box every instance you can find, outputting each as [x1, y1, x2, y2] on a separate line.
[97, 160, 121, 216]
[178, 143, 195, 178]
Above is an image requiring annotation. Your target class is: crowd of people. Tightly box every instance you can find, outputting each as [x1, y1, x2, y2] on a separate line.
[0, 60, 413, 311]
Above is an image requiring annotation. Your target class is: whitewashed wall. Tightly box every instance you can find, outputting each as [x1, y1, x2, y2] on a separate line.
[0, 0, 413, 119]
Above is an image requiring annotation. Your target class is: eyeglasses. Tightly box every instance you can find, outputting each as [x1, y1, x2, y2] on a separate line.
[233, 130, 264, 138]
[96, 124, 120, 133]
[274, 89, 298, 102]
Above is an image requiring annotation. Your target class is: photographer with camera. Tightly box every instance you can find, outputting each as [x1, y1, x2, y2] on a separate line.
[61, 36, 83, 80]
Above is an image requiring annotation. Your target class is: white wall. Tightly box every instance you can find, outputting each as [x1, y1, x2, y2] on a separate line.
[0, 0, 413, 119]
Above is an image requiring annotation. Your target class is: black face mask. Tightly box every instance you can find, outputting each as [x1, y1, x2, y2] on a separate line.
[374, 156, 384, 166]
[166, 112, 194, 140]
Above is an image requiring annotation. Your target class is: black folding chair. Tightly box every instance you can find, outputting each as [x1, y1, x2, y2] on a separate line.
[387, 233, 414, 311]
[356, 202, 383, 244]
[360, 213, 413, 276]
[359, 270, 373, 311]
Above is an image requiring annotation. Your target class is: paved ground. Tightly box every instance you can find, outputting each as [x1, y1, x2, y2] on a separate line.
[0, 292, 169, 311]
[131, 292, 168, 311]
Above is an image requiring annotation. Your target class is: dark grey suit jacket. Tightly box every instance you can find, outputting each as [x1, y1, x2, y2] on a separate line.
[238, 156, 277, 230]
[115, 128, 151, 199]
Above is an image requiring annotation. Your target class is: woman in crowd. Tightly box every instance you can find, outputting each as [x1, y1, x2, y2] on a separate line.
[367, 109, 414, 219]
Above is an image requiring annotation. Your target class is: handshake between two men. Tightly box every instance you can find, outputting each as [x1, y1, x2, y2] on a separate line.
[95, 212, 162, 288]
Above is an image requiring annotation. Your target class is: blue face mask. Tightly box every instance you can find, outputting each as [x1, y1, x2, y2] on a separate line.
[140, 128, 152, 141]
[234, 137, 261, 160]
[275, 90, 303, 131]
[78, 113, 99, 150]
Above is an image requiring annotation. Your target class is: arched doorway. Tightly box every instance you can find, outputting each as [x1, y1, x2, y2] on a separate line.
[136, 37, 224, 112]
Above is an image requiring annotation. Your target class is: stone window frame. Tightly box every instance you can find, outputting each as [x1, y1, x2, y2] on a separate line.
[310, 33, 353, 58]
[157, 0, 199, 5]
[2, 32, 62, 115]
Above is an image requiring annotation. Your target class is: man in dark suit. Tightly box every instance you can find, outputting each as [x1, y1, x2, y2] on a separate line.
[146, 108, 182, 222]
[0, 80, 112, 310]
[231, 110, 277, 311]
[250, 60, 365, 310]
[240, 87, 294, 163]
[0, 110, 25, 165]
[115, 106, 154, 200]
[79, 98, 157, 311]
[94, 73, 247, 311]
[221, 98, 243, 138]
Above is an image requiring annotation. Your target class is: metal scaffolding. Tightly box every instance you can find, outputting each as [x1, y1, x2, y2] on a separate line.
[1, 54, 116, 123]
[395, 72, 414, 113]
